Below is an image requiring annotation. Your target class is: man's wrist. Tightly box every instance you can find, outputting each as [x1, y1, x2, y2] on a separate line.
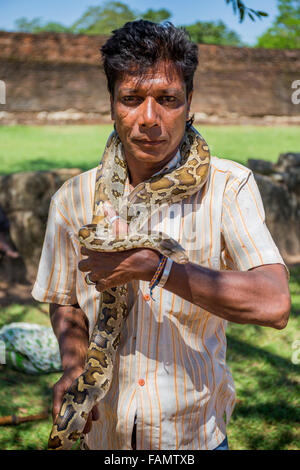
[62, 363, 85, 379]
[61, 351, 86, 370]
[136, 249, 161, 282]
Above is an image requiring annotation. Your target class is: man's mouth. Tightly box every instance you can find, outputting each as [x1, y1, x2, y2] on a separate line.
[133, 139, 165, 146]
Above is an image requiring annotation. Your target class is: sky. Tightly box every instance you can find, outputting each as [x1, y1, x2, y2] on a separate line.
[0, 0, 279, 45]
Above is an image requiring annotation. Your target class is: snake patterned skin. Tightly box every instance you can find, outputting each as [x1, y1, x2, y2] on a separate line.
[48, 125, 210, 450]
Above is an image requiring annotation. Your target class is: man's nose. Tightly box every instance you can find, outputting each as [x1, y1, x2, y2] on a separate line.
[140, 97, 160, 128]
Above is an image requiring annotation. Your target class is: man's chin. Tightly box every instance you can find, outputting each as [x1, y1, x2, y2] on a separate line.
[129, 142, 169, 162]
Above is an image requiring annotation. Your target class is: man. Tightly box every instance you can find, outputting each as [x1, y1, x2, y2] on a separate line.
[32, 20, 290, 450]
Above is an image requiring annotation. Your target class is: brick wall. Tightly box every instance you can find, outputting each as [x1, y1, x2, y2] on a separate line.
[0, 31, 300, 123]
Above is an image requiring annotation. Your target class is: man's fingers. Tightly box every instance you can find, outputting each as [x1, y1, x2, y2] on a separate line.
[52, 406, 59, 423]
[82, 405, 99, 434]
[83, 413, 92, 434]
[91, 405, 100, 421]
[52, 383, 65, 422]
[95, 280, 107, 292]
[78, 257, 92, 272]
[81, 246, 91, 256]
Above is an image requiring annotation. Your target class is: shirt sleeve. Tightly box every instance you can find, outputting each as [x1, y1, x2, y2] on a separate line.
[31, 196, 78, 305]
[221, 170, 288, 274]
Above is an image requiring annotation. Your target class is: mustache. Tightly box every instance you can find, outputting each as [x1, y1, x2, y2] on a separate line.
[132, 137, 166, 142]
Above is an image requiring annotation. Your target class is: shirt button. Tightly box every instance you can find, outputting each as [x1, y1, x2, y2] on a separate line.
[138, 379, 145, 387]
[144, 294, 150, 301]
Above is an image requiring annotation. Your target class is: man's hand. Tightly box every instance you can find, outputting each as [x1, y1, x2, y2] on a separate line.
[78, 201, 160, 291]
[50, 303, 98, 434]
[52, 365, 99, 434]
[78, 245, 159, 292]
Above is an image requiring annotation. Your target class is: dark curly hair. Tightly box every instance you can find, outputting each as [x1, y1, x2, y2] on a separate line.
[100, 20, 199, 99]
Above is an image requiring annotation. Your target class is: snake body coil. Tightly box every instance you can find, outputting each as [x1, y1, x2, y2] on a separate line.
[48, 126, 210, 450]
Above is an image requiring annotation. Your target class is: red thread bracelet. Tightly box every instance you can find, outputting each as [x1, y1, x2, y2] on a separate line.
[149, 255, 167, 300]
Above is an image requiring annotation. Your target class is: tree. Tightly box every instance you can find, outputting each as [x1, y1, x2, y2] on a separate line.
[226, 0, 268, 22]
[13, 0, 268, 37]
[14, 17, 43, 32]
[256, 0, 300, 49]
[70, 1, 136, 35]
[141, 8, 171, 23]
[183, 20, 243, 46]
[14, 17, 71, 33]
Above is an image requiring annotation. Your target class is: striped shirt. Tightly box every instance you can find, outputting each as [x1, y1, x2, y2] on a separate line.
[32, 153, 285, 450]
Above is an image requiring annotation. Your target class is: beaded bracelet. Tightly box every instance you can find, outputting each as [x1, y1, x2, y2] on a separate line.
[149, 254, 167, 300]
[157, 258, 173, 288]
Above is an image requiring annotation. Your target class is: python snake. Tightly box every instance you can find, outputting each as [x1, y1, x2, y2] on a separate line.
[48, 125, 210, 450]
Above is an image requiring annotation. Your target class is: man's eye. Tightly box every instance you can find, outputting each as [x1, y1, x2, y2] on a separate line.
[122, 96, 139, 104]
[160, 96, 176, 104]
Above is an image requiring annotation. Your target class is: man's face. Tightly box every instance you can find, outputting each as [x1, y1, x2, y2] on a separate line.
[110, 62, 192, 167]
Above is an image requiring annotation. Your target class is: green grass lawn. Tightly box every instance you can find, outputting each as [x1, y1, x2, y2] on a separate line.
[0, 124, 299, 173]
[0, 266, 299, 450]
[0, 124, 299, 450]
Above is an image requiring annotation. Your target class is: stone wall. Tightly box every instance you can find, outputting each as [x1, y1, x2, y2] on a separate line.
[0, 169, 82, 283]
[248, 153, 300, 265]
[0, 31, 300, 125]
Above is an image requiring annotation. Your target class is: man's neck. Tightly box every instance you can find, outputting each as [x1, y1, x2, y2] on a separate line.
[125, 148, 179, 187]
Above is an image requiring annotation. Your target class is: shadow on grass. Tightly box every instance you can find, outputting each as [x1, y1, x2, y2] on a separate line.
[0, 368, 53, 415]
[244, 427, 296, 451]
[0, 365, 58, 449]
[235, 400, 300, 425]
[227, 335, 299, 371]
[227, 334, 300, 449]
[290, 305, 300, 318]
[231, 400, 299, 450]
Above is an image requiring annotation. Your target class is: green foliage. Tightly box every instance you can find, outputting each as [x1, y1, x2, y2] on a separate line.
[256, 0, 300, 49]
[12, 0, 268, 39]
[141, 8, 172, 23]
[70, 1, 136, 35]
[14, 17, 43, 32]
[183, 20, 243, 46]
[70, 2, 172, 35]
[13, 2, 172, 36]
[225, 0, 268, 22]
[14, 17, 72, 33]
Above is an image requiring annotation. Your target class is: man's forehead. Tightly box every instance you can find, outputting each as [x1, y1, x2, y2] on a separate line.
[115, 63, 186, 93]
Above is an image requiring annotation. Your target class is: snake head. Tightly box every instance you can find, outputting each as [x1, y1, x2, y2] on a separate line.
[156, 235, 189, 264]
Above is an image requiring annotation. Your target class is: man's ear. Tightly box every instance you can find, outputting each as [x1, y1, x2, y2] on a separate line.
[187, 91, 193, 119]
[110, 94, 115, 121]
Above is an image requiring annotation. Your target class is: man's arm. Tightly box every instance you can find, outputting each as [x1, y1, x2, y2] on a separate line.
[50, 303, 89, 373]
[160, 260, 291, 330]
[78, 247, 291, 331]
[78, 200, 291, 331]
[49, 303, 99, 432]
